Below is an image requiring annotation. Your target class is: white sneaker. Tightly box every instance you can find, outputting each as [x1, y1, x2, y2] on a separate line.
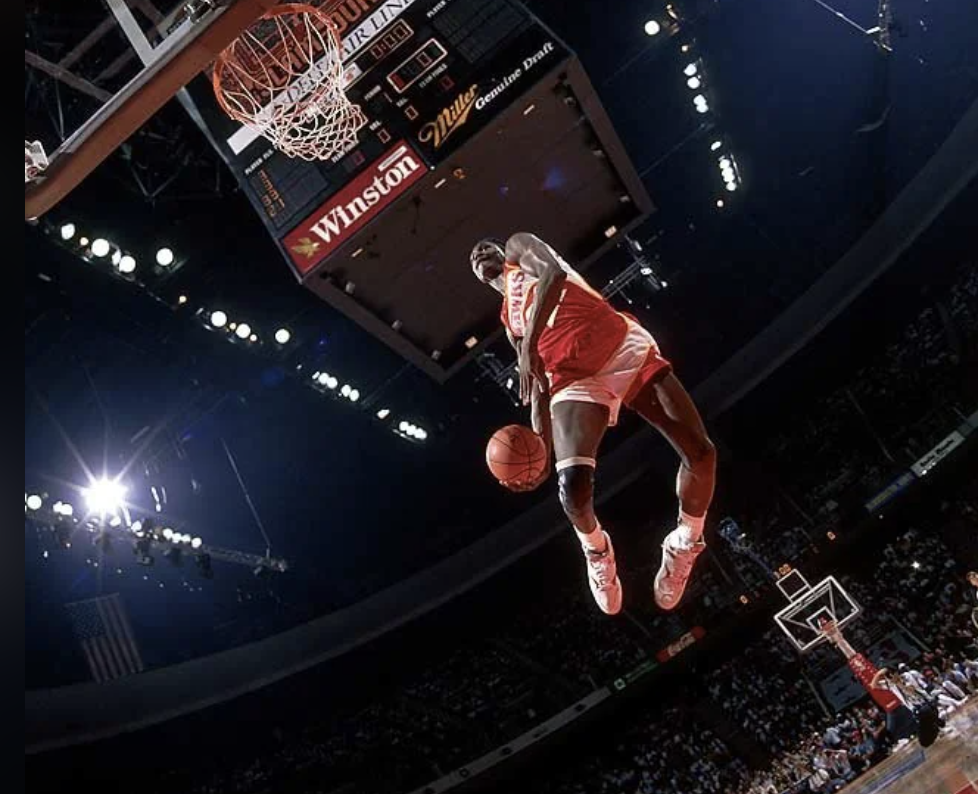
[653, 524, 705, 611]
[583, 531, 623, 615]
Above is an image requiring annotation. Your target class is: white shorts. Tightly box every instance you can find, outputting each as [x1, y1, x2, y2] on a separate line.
[549, 321, 670, 427]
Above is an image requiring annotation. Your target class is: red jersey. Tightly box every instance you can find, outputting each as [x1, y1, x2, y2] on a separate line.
[500, 252, 628, 393]
[848, 653, 903, 713]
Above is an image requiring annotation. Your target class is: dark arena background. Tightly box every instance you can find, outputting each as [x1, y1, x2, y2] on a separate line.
[24, 1, 978, 793]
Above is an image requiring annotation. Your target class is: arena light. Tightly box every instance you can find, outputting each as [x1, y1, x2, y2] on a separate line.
[693, 95, 709, 113]
[79, 236, 90, 247]
[721, 167, 736, 182]
[398, 421, 409, 432]
[111, 249, 122, 266]
[686, 76, 702, 90]
[340, 384, 352, 398]
[162, 527, 174, 540]
[191, 537, 203, 549]
[911, 560, 921, 570]
[26, 494, 43, 511]
[716, 199, 725, 208]
[644, 19, 661, 36]
[725, 181, 738, 192]
[317, 372, 330, 386]
[53, 500, 74, 516]
[249, 334, 258, 343]
[710, 140, 723, 151]
[326, 376, 338, 390]
[719, 157, 732, 169]
[156, 247, 175, 267]
[178, 295, 188, 305]
[348, 389, 360, 402]
[84, 478, 126, 514]
[60, 223, 76, 241]
[683, 62, 698, 77]
[118, 255, 136, 274]
[235, 323, 252, 340]
[274, 328, 291, 345]
[91, 238, 111, 257]
[376, 408, 391, 419]
[209, 310, 228, 328]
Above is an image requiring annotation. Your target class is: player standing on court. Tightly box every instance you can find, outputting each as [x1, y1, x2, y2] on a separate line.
[470, 233, 717, 614]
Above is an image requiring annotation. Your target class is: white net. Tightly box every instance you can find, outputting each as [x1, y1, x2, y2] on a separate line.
[212, 3, 366, 162]
[26, 139, 48, 183]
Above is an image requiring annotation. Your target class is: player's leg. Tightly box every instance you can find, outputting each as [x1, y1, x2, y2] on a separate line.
[627, 372, 716, 609]
[551, 399, 622, 614]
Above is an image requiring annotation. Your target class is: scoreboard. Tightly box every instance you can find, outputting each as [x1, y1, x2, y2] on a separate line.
[192, 0, 569, 276]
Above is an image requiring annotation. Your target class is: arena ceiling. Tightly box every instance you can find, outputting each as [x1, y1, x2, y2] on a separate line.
[25, 0, 978, 683]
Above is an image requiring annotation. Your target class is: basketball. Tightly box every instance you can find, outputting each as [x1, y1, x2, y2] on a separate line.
[486, 425, 548, 485]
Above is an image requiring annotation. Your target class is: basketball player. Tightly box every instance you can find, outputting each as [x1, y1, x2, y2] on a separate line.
[470, 233, 716, 614]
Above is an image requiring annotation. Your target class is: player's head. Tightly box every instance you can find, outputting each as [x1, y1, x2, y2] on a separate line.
[470, 237, 506, 284]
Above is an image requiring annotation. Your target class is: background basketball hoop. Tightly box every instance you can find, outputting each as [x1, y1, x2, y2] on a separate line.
[212, 3, 366, 162]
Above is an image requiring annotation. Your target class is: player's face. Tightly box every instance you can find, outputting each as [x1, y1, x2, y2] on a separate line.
[470, 241, 505, 284]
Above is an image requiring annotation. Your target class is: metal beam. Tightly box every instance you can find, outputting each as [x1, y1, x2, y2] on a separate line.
[25, 51, 112, 103]
[59, 16, 117, 70]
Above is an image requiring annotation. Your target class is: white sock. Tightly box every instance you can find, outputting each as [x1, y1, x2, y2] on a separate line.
[575, 524, 607, 554]
[678, 509, 706, 542]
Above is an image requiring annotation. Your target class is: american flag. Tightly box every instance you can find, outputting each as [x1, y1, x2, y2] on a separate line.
[65, 593, 144, 682]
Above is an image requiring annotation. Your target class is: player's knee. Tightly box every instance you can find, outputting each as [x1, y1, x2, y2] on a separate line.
[558, 465, 594, 521]
[684, 436, 716, 474]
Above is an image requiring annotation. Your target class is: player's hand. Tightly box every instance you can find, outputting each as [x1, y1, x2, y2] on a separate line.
[501, 466, 550, 493]
[518, 346, 546, 405]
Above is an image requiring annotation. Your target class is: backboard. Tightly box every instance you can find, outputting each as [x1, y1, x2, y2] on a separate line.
[25, 0, 279, 219]
[774, 575, 862, 652]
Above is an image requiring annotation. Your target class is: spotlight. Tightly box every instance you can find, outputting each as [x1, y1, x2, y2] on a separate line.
[162, 527, 174, 540]
[178, 295, 188, 305]
[326, 376, 338, 389]
[340, 384, 352, 397]
[398, 421, 409, 432]
[79, 237, 90, 247]
[317, 372, 330, 386]
[686, 76, 702, 90]
[131, 520, 143, 534]
[210, 310, 228, 328]
[721, 167, 736, 182]
[274, 328, 291, 345]
[644, 19, 661, 36]
[84, 478, 126, 514]
[376, 408, 391, 419]
[235, 323, 252, 340]
[725, 181, 738, 192]
[191, 536, 203, 549]
[26, 494, 42, 511]
[249, 334, 258, 343]
[349, 389, 360, 402]
[60, 223, 76, 241]
[156, 247, 175, 267]
[53, 500, 74, 516]
[911, 560, 921, 570]
[710, 140, 723, 151]
[683, 62, 698, 77]
[111, 249, 122, 266]
[716, 199, 725, 208]
[416, 429, 428, 441]
[693, 95, 709, 112]
[91, 238, 111, 257]
[719, 157, 732, 169]
[118, 255, 136, 274]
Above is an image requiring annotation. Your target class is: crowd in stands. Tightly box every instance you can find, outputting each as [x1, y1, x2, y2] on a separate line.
[138, 266, 976, 794]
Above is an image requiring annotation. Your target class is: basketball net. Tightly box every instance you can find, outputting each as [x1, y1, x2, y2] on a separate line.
[212, 3, 366, 162]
